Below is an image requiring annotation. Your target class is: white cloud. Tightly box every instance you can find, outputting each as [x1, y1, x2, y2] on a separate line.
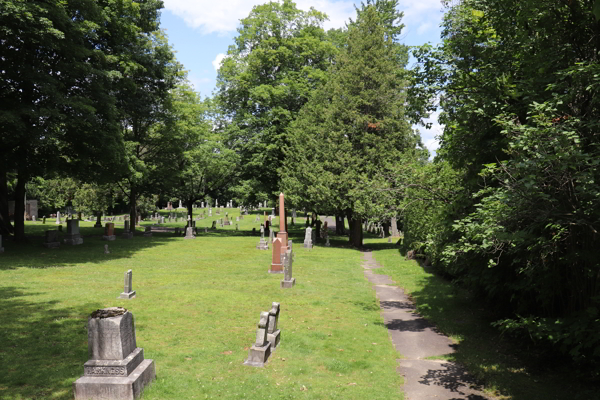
[417, 22, 433, 35]
[212, 53, 227, 71]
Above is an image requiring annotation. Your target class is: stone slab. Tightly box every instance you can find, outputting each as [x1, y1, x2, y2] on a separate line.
[267, 329, 281, 350]
[281, 278, 295, 288]
[84, 348, 144, 377]
[64, 236, 84, 245]
[103, 235, 116, 241]
[243, 343, 271, 367]
[73, 358, 155, 400]
[119, 291, 136, 299]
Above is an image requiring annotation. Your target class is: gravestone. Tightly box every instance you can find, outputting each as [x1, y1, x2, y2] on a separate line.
[122, 221, 133, 239]
[269, 229, 274, 244]
[119, 270, 136, 299]
[184, 227, 195, 239]
[201, 202, 204, 208]
[267, 302, 281, 349]
[32, 215, 36, 222]
[103, 223, 116, 241]
[56, 211, 61, 225]
[211, 221, 216, 229]
[44, 230, 60, 248]
[104, 245, 110, 254]
[325, 235, 331, 247]
[209, 208, 212, 217]
[224, 216, 230, 226]
[236, 216, 239, 222]
[143, 226, 152, 237]
[160, 217, 165, 224]
[281, 249, 295, 288]
[64, 216, 76, 234]
[0, 234, 3, 253]
[271, 208, 275, 216]
[269, 238, 283, 274]
[73, 307, 155, 400]
[243, 311, 271, 367]
[204, 227, 208, 233]
[303, 228, 313, 249]
[179, 200, 182, 208]
[388, 237, 392, 243]
[256, 226, 269, 250]
[255, 215, 260, 223]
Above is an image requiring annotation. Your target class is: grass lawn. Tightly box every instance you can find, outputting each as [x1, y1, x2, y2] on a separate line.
[368, 241, 600, 400]
[0, 210, 402, 400]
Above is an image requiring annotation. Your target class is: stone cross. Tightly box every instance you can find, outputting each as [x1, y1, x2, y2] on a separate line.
[119, 270, 136, 299]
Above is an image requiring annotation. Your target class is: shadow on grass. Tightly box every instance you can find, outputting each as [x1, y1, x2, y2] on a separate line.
[0, 286, 100, 399]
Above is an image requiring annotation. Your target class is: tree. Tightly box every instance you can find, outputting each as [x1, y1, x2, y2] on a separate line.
[72, 183, 116, 220]
[169, 84, 238, 218]
[216, 0, 337, 202]
[282, 5, 418, 247]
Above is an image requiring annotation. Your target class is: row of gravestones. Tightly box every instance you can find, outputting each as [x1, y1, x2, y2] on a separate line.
[73, 269, 282, 399]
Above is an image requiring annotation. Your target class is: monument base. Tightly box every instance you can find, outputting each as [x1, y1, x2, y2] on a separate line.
[43, 242, 60, 249]
[303, 242, 312, 248]
[64, 235, 83, 245]
[269, 263, 283, 274]
[267, 329, 281, 349]
[122, 232, 133, 239]
[119, 291, 136, 299]
[281, 278, 295, 289]
[256, 240, 268, 250]
[73, 358, 155, 400]
[243, 343, 271, 367]
[143, 232, 152, 237]
[103, 235, 116, 241]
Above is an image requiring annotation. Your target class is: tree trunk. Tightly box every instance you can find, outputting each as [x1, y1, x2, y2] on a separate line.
[335, 214, 345, 235]
[129, 188, 137, 233]
[0, 170, 13, 235]
[383, 221, 390, 237]
[95, 212, 102, 228]
[187, 200, 193, 226]
[347, 210, 362, 248]
[13, 171, 27, 242]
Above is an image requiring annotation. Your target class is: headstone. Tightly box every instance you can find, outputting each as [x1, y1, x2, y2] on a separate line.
[143, 226, 152, 237]
[160, 216, 165, 224]
[56, 211, 61, 225]
[255, 215, 260, 223]
[103, 223, 116, 241]
[267, 302, 281, 349]
[32, 215, 36, 222]
[325, 235, 330, 247]
[201, 202, 204, 208]
[211, 221, 216, 229]
[269, 229, 274, 244]
[256, 226, 269, 250]
[0, 234, 3, 253]
[184, 227, 195, 239]
[167, 201, 172, 210]
[204, 227, 208, 233]
[119, 270, 136, 299]
[281, 249, 295, 288]
[269, 238, 283, 274]
[236, 216, 239, 222]
[271, 208, 275, 216]
[209, 209, 212, 217]
[122, 221, 133, 239]
[304, 228, 313, 249]
[243, 311, 271, 367]
[179, 200, 182, 208]
[63, 219, 83, 245]
[44, 230, 60, 248]
[73, 307, 155, 400]
[104, 245, 110, 254]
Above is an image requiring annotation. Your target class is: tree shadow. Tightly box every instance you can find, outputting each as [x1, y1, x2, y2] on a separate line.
[0, 286, 100, 399]
[417, 362, 488, 400]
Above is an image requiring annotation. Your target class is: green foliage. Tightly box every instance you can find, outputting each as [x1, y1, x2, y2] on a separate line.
[72, 183, 117, 215]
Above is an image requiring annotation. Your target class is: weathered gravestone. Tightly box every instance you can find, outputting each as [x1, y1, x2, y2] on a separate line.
[119, 270, 136, 299]
[303, 227, 313, 249]
[267, 302, 281, 349]
[281, 249, 295, 288]
[104, 245, 110, 254]
[143, 226, 152, 237]
[122, 221, 133, 239]
[103, 223, 116, 241]
[184, 227, 195, 239]
[269, 238, 283, 274]
[63, 220, 83, 245]
[44, 230, 60, 248]
[56, 211, 61, 225]
[256, 226, 269, 250]
[204, 227, 208, 233]
[243, 311, 271, 367]
[269, 229, 274, 244]
[255, 215, 260, 223]
[73, 307, 155, 400]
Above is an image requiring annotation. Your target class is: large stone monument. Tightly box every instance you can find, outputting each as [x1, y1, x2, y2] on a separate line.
[256, 226, 269, 250]
[267, 302, 281, 349]
[276, 193, 289, 252]
[64, 219, 84, 245]
[269, 238, 284, 274]
[303, 227, 313, 249]
[73, 307, 155, 400]
[44, 230, 60, 249]
[119, 270, 136, 299]
[103, 223, 116, 241]
[281, 249, 295, 288]
[243, 311, 271, 367]
[122, 221, 133, 239]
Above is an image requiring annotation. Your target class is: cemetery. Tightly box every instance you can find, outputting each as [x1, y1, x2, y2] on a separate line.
[2, 0, 599, 399]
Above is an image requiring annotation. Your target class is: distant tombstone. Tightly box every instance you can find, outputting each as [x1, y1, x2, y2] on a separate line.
[269, 229, 274, 244]
[73, 308, 155, 399]
[209, 208, 212, 217]
[236, 216, 239, 222]
[256, 226, 269, 250]
[0, 234, 3, 253]
[103, 223, 116, 241]
[281, 250, 295, 288]
[201, 202, 204, 208]
[44, 230, 60, 248]
[388, 237, 392, 243]
[271, 208, 275, 216]
[144, 226, 152, 237]
[122, 221, 133, 239]
[204, 227, 208, 233]
[56, 211, 61, 225]
[215, 199, 218, 207]
[104, 244, 110, 254]
[167, 201, 173, 210]
[243, 311, 271, 367]
[269, 238, 283, 274]
[267, 302, 281, 349]
[32, 215, 36, 222]
[119, 270, 136, 299]
[255, 215, 260, 223]
[179, 200, 182, 208]
[304, 228, 313, 249]
[64, 219, 83, 245]
[184, 227, 195, 239]
[211, 221, 216, 229]
[161, 216, 165, 224]
[325, 235, 330, 247]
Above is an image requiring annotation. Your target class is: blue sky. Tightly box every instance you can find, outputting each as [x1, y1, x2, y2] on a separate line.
[159, 0, 446, 155]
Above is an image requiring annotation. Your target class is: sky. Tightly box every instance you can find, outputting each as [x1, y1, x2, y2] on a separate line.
[159, 0, 446, 156]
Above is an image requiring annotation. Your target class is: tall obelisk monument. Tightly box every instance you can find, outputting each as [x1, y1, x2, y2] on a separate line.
[277, 193, 288, 252]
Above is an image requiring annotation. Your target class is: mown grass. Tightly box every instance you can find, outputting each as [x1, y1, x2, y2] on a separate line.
[367, 241, 600, 400]
[0, 210, 402, 400]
